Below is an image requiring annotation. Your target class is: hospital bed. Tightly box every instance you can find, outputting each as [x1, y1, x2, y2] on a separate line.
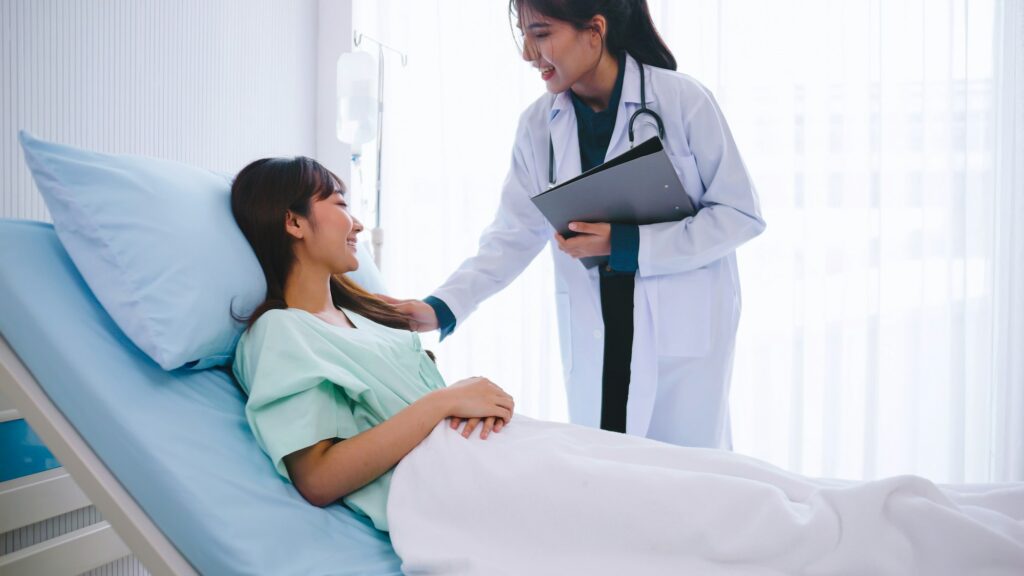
[5, 128, 1024, 574]
[0, 219, 404, 575]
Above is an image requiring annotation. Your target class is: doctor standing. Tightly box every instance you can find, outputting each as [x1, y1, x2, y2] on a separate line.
[385, 0, 765, 449]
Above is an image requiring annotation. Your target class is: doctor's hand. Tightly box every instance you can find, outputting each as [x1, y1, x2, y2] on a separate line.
[555, 222, 611, 259]
[375, 294, 438, 332]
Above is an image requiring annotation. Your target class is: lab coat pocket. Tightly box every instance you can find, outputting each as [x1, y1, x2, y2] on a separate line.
[655, 269, 713, 358]
[666, 151, 705, 207]
[555, 292, 573, 376]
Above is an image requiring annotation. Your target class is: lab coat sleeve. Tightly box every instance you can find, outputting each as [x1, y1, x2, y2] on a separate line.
[429, 119, 551, 329]
[637, 86, 766, 277]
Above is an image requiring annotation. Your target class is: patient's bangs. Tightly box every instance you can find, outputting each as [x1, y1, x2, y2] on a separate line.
[305, 158, 346, 202]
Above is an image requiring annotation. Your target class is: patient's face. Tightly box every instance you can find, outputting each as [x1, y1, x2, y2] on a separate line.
[303, 191, 362, 274]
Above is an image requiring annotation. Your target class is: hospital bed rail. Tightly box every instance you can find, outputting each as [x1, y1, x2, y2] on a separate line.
[0, 336, 197, 576]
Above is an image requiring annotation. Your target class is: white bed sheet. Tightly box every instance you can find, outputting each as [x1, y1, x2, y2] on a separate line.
[389, 416, 1024, 575]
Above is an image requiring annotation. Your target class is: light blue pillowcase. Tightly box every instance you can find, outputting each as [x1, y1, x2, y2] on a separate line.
[18, 131, 386, 371]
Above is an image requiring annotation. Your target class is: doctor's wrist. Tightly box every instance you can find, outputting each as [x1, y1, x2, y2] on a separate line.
[608, 223, 640, 273]
[423, 295, 456, 339]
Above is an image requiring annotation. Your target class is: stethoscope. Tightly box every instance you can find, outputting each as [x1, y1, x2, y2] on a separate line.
[548, 59, 666, 187]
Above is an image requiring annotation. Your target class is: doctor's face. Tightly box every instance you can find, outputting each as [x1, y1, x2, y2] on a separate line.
[518, 11, 605, 94]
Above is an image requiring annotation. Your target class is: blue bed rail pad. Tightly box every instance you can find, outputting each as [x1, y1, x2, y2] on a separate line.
[0, 220, 403, 575]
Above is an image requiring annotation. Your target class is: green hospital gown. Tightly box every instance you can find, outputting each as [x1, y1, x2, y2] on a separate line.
[232, 307, 446, 531]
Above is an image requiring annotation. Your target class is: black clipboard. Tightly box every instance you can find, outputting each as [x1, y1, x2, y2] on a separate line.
[531, 136, 697, 268]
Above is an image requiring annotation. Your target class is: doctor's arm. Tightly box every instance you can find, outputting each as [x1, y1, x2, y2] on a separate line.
[636, 89, 766, 277]
[388, 119, 551, 337]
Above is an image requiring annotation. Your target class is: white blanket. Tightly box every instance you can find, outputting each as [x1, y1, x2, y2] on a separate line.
[387, 416, 1024, 575]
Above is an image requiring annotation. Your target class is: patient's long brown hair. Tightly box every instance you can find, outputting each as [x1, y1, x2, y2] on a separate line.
[231, 156, 412, 332]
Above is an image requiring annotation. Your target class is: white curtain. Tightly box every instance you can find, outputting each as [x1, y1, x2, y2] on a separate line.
[350, 0, 1023, 482]
[992, 0, 1024, 482]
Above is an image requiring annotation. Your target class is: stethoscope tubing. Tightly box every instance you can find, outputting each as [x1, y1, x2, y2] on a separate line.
[548, 58, 666, 187]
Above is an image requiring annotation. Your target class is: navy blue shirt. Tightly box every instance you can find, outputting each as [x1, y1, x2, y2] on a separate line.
[572, 53, 638, 433]
[569, 52, 640, 276]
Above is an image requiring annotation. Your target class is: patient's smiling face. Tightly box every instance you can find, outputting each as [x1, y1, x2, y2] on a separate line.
[287, 187, 363, 276]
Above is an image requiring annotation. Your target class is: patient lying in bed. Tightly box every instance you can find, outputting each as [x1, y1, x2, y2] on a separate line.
[230, 157, 1024, 575]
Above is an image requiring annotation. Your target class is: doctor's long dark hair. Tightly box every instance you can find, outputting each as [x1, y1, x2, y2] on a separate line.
[230, 157, 412, 332]
[510, 0, 676, 71]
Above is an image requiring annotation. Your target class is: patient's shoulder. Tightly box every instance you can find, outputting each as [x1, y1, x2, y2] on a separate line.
[243, 308, 300, 345]
[250, 307, 294, 329]
[233, 309, 305, 379]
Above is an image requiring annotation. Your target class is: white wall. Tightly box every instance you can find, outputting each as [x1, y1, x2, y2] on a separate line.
[0, 0, 321, 221]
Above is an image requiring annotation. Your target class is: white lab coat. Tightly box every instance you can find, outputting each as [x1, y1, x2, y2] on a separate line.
[431, 54, 765, 449]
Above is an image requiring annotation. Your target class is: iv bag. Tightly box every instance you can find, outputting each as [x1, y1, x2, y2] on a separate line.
[336, 51, 378, 151]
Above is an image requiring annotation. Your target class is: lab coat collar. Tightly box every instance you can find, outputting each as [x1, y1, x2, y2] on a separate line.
[606, 53, 655, 160]
[547, 53, 655, 183]
[620, 53, 654, 106]
[546, 53, 651, 123]
[547, 98, 581, 186]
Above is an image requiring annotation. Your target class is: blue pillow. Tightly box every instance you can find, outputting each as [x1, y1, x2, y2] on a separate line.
[18, 131, 385, 370]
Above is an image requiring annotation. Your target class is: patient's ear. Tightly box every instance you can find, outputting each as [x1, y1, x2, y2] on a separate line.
[284, 210, 304, 240]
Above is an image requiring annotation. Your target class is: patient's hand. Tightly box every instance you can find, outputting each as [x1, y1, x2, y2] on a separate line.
[375, 294, 439, 332]
[441, 377, 515, 440]
[450, 416, 506, 439]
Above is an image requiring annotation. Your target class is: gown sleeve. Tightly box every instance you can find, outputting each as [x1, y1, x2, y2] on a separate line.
[232, 310, 363, 480]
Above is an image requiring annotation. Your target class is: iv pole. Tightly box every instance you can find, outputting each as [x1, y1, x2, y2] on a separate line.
[353, 31, 407, 271]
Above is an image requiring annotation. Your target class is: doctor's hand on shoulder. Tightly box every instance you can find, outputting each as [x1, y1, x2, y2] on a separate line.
[376, 294, 438, 332]
[555, 221, 611, 259]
